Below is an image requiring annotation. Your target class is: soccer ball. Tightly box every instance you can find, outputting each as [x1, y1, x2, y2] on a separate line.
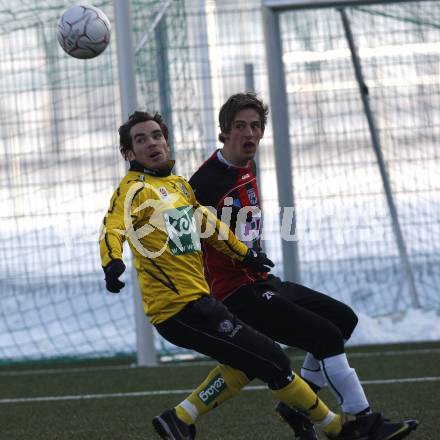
[57, 4, 111, 59]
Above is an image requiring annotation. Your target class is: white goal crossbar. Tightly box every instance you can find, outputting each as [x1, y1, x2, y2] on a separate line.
[263, 0, 429, 11]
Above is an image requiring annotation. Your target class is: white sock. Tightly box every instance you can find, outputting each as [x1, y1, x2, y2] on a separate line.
[301, 352, 327, 389]
[320, 353, 369, 415]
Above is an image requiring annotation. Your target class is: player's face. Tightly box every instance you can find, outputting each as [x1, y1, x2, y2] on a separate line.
[128, 120, 169, 170]
[222, 108, 263, 167]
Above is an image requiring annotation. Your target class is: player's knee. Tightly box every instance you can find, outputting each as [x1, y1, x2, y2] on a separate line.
[341, 305, 358, 340]
[255, 344, 293, 389]
[313, 324, 345, 359]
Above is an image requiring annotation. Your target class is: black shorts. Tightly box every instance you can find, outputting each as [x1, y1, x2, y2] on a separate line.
[223, 276, 359, 360]
[155, 295, 293, 389]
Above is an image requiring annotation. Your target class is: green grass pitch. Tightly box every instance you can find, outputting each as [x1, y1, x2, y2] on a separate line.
[0, 341, 438, 439]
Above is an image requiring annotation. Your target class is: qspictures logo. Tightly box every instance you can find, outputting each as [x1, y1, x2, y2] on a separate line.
[102, 181, 299, 260]
[198, 375, 227, 405]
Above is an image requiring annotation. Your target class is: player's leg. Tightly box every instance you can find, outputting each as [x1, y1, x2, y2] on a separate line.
[279, 281, 359, 341]
[174, 364, 251, 426]
[227, 281, 418, 440]
[279, 281, 358, 394]
[154, 295, 344, 438]
[278, 281, 369, 415]
[223, 284, 342, 438]
[224, 282, 370, 416]
[153, 358, 250, 436]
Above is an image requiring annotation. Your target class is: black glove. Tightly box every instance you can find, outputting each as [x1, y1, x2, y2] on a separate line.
[242, 249, 274, 273]
[103, 259, 126, 293]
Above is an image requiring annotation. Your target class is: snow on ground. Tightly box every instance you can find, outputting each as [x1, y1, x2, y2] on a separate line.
[349, 308, 440, 346]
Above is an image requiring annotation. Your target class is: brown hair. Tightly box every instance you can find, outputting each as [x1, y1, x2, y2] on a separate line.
[218, 92, 269, 143]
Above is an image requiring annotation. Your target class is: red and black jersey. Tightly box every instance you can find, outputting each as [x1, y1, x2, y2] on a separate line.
[189, 150, 267, 301]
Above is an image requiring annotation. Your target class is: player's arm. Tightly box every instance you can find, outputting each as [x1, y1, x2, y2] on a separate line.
[99, 182, 142, 292]
[182, 180, 274, 273]
[197, 202, 273, 272]
[100, 188, 125, 264]
[198, 202, 247, 257]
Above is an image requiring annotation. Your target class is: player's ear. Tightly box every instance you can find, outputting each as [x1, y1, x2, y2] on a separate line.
[126, 150, 135, 161]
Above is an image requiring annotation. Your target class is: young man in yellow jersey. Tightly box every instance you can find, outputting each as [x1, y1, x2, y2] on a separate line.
[100, 111, 408, 440]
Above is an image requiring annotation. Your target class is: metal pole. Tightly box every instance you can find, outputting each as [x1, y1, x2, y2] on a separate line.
[113, 0, 157, 366]
[135, 0, 172, 54]
[40, 27, 62, 154]
[199, 0, 217, 158]
[244, 63, 256, 95]
[263, 0, 426, 12]
[244, 63, 263, 197]
[155, 17, 174, 157]
[339, 7, 420, 308]
[261, 5, 301, 283]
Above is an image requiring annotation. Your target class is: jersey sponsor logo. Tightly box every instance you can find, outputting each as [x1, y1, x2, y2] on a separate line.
[198, 375, 227, 405]
[178, 182, 190, 199]
[247, 188, 257, 205]
[163, 206, 201, 255]
[158, 186, 169, 199]
[241, 173, 250, 180]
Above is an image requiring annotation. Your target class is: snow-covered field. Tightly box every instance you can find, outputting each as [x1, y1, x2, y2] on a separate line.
[1, 259, 439, 361]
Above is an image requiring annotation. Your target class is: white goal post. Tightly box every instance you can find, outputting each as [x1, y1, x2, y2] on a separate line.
[113, 0, 157, 367]
[261, 0, 423, 308]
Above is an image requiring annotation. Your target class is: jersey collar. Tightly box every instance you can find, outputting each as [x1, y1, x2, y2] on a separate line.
[216, 150, 249, 169]
[129, 159, 175, 177]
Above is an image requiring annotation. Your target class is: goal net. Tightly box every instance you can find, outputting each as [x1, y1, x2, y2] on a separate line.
[1, 0, 438, 363]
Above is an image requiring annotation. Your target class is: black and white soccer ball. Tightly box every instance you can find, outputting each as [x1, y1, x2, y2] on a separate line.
[57, 4, 111, 59]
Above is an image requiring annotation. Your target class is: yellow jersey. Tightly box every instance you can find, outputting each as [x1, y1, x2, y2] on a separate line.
[99, 162, 249, 324]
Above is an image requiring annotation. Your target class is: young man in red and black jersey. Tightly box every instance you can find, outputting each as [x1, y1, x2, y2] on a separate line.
[184, 93, 418, 440]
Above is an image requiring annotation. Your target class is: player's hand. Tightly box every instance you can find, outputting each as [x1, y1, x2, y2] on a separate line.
[242, 249, 274, 273]
[103, 259, 126, 293]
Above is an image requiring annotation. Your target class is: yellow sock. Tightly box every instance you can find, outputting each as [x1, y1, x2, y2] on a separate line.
[316, 413, 343, 438]
[272, 373, 342, 437]
[175, 364, 250, 425]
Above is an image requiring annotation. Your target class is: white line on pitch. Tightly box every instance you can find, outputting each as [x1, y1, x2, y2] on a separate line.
[0, 376, 439, 404]
[343, 348, 440, 359]
[1, 347, 439, 377]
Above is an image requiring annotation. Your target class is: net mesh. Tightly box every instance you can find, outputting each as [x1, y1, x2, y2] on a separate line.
[0, 0, 439, 363]
[279, 2, 440, 315]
